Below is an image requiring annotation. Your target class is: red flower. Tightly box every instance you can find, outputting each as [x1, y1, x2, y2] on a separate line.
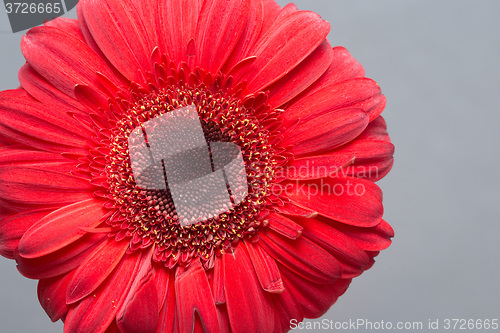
[0, 0, 394, 332]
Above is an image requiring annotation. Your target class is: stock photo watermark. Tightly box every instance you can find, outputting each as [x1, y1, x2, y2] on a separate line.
[290, 318, 500, 331]
[2, 0, 78, 32]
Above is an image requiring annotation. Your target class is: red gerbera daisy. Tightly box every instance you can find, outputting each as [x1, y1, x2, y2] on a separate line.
[0, 0, 394, 332]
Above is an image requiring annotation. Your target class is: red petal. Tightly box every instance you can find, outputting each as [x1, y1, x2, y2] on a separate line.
[38, 270, 77, 322]
[18, 64, 88, 116]
[294, 216, 371, 278]
[211, 255, 225, 304]
[286, 115, 394, 181]
[0, 89, 89, 154]
[79, 0, 153, 83]
[282, 78, 384, 126]
[273, 3, 298, 23]
[285, 154, 355, 180]
[240, 11, 330, 94]
[223, 245, 275, 332]
[285, 177, 383, 227]
[244, 240, 284, 293]
[0, 209, 49, 259]
[308, 46, 366, 92]
[259, 231, 342, 284]
[216, 305, 231, 333]
[157, 271, 176, 333]
[16, 232, 106, 279]
[117, 251, 161, 333]
[18, 199, 107, 258]
[76, 4, 128, 84]
[274, 202, 318, 218]
[195, 0, 251, 73]
[267, 40, 333, 108]
[358, 116, 391, 141]
[287, 141, 393, 182]
[175, 259, 221, 333]
[21, 26, 117, 98]
[329, 218, 394, 251]
[281, 108, 369, 156]
[43, 17, 85, 40]
[270, 285, 303, 332]
[281, 267, 351, 318]
[222, 0, 264, 72]
[154, 0, 202, 64]
[266, 212, 303, 239]
[334, 140, 394, 181]
[74, 84, 111, 112]
[0, 160, 94, 207]
[64, 252, 142, 333]
[260, 0, 281, 36]
[66, 239, 129, 304]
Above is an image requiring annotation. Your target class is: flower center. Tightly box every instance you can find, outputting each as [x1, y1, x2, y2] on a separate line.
[90, 78, 284, 268]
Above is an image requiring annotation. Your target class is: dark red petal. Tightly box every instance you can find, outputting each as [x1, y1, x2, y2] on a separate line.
[0, 89, 89, 154]
[18, 199, 107, 258]
[195, 0, 251, 73]
[175, 259, 221, 333]
[282, 78, 384, 126]
[266, 212, 303, 239]
[16, 232, 106, 279]
[223, 245, 274, 332]
[223, 0, 264, 72]
[79, 0, 153, 83]
[21, 26, 117, 98]
[104, 322, 120, 333]
[285, 177, 383, 227]
[259, 231, 342, 284]
[294, 216, 371, 278]
[64, 252, 142, 333]
[240, 11, 330, 94]
[66, 239, 129, 304]
[38, 270, 77, 322]
[281, 108, 369, 156]
[0, 209, 49, 259]
[117, 251, 160, 333]
[267, 40, 333, 108]
[281, 267, 351, 318]
[244, 240, 284, 293]
[328, 218, 394, 251]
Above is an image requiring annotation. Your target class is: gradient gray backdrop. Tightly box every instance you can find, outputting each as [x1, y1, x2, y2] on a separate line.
[1, 1, 499, 332]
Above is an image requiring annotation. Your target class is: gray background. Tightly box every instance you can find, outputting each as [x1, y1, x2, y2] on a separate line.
[1, 0, 499, 332]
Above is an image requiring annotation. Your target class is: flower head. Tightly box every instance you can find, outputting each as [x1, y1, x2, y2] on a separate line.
[0, 0, 394, 332]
